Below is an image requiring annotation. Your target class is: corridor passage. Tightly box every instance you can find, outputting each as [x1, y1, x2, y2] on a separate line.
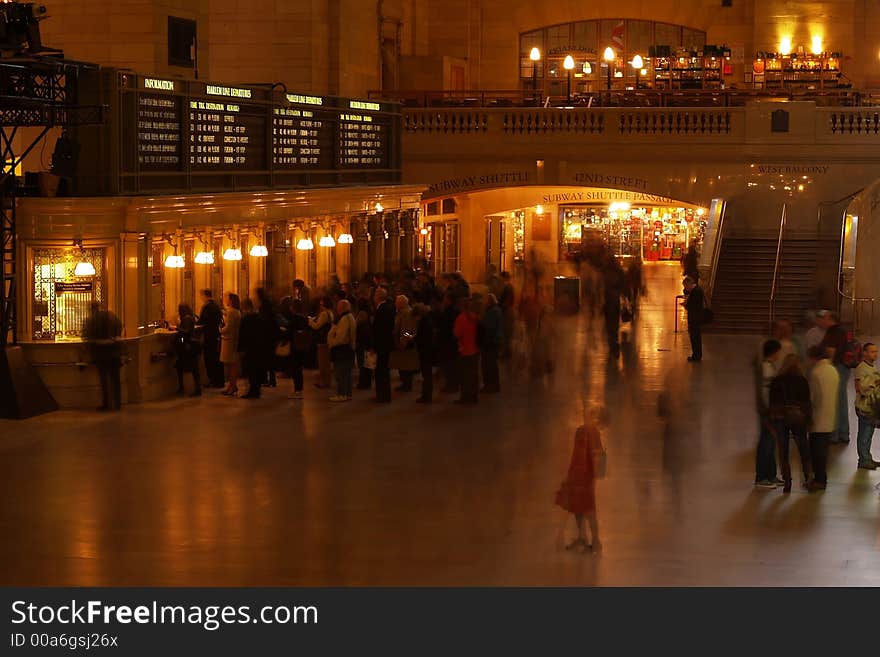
[2, 263, 879, 586]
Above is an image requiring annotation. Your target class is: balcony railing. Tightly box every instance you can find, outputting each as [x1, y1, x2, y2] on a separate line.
[372, 88, 872, 109]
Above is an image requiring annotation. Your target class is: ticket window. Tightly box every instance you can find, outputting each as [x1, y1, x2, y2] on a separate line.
[32, 247, 107, 340]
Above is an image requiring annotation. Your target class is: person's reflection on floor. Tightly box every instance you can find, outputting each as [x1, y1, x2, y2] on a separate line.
[555, 408, 606, 553]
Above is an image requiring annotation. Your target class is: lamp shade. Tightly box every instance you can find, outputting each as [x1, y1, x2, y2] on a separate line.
[74, 261, 96, 277]
[563, 55, 575, 70]
[375, 202, 384, 213]
[249, 244, 268, 257]
[337, 233, 354, 244]
[194, 250, 214, 265]
[164, 254, 185, 268]
[529, 47, 541, 62]
[319, 235, 336, 247]
[631, 54, 644, 69]
[603, 46, 615, 62]
[223, 248, 242, 261]
[296, 237, 314, 250]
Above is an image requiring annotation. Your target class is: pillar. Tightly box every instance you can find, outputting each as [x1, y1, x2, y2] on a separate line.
[399, 209, 418, 269]
[367, 212, 384, 274]
[119, 232, 140, 338]
[351, 214, 369, 282]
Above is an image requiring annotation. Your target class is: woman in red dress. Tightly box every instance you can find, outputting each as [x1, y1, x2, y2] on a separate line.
[556, 423, 604, 552]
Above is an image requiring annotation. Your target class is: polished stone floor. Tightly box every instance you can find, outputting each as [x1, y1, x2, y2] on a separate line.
[2, 263, 880, 586]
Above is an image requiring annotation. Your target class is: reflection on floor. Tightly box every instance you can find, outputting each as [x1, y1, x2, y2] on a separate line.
[2, 262, 879, 586]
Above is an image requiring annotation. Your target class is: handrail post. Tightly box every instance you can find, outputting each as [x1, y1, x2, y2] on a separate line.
[707, 201, 727, 303]
[769, 203, 787, 330]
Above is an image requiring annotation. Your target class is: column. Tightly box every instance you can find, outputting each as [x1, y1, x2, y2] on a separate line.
[367, 213, 384, 274]
[119, 232, 141, 338]
[350, 214, 369, 282]
[398, 209, 418, 269]
[383, 210, 400, 274]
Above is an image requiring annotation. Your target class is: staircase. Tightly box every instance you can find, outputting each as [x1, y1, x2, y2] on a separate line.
[708, 236, 840, 333]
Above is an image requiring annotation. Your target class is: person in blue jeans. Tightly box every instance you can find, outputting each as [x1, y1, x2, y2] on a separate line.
[854, 343, 880, 470]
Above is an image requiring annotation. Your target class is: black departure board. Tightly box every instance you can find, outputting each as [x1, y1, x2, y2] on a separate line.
[89, 72, 401, 195]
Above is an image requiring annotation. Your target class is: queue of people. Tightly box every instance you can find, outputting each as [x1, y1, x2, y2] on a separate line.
[753, 311, 880, 492]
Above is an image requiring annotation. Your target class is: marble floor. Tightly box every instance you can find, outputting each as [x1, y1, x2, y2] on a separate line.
[2, 262, 879, 586]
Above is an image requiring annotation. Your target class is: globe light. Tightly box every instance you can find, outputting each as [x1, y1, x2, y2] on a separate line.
[194, 250, 215, 265]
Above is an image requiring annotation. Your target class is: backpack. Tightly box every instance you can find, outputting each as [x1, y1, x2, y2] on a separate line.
[841, 331, 862, 368]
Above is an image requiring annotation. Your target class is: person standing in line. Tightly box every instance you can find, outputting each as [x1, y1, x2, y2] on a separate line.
[372, 287, 396, 403]
[81, 302, 123, 411]
[682, 276, 705, 362]
[453, 296, 480, 404]
[754, 339, 783, 488]
[819, 311, 851, 444]
[413, 303, 435, 404]
[197, 289, 225, 388]
[293, 279, 311, 313]
[480, 293, 503, 394]
[309, 296, 334, 389]
[256, 288, 280, 388]
[556, 418, 605, 553]
[854, 342, 880, 470]
[437, 292, 461, 393]
[238, 298, 265, 399]
[219, 292, 241, 396]
[327, 299, 357, 402]
[806, 345, 839, 490]
[173, 304, 202, 397]
[769, 354, 813, 493]
[392, 294, 419, 392]
[354, 297, 374, 390]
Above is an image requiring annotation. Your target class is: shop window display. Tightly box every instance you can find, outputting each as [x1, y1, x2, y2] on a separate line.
[559, 205, 705, 263]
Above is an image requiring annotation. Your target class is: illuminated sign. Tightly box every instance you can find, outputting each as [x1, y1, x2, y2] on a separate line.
[350, 100, 381, 111]
[287, 94, 323, 106]
[144, 78, 175, 91]
[206, 85, 253, 99]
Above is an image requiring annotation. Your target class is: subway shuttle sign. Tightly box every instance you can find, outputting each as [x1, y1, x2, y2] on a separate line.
[426, 171, 532, 195]
[540, 190, 683, 205]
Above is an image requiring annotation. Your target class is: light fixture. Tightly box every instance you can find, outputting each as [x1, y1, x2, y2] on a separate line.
[223, 247, 242, 261]
[74, 261, 96, 277]
[631, 54, 644, 69]
[337, 232, 354, 244]
[779, 36, 792, 56]
[72, 239, 96, 276]
[603, 46, 615, 62]
[536, 204, 544, 216]
[296, 237, 314, 250]
[529, 47, 541, 62]
[249, 244, 268, 257]
[319, 234, 336, 247]
[811, 35, 823, 55]
[375, 202, 384, 213]
[194, 250, 214, 265]
[696, 208, 705, 217]
[563, 55, 575, 70]
[583, 62, 592, 74]
[164, 254, 185, 268]
[529, 47, 542, 106]
[419, 228, 429, 236]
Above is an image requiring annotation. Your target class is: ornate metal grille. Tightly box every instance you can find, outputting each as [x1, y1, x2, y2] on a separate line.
[32, 247, 105, 340]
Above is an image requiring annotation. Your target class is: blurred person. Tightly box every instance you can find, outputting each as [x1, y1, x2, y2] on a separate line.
[413, 303, 435, 403]
[293, 279, 311, 312]
[498, 271, 516, 358]
[681, 244, 699, 282]
[220, 292, 241, 396]
[819, 311, 851, 443]
[804, 310, 829, 353]
[282, 299, 311, 400]
[197, 289, 225, 388]
[372, 287, 396, 403]
[81, 302, 123, 411]
[807, 345, 839, 490]
[355, 297, 374, 390]
[555, 409, 606, 553]
[754, 339, 783, 488]
[854, 342, 880, 469]
[309, 296, 334, 389]
[602, 254, 625, 358]
[486, 263, 503, 299]
[453, 296, 480, 404]
[392, 294, 419, 392]
[256, 287, 280, 388]
[173, 304, 202, 397]
[481, 294, 503, 393]
[327, 299, 357, 402]
[238, 298, 268, 399]
[769, 354, 813, 493]
[682, 276, 706, 362]
[437, 292, 461, 393]
[625, 258, 646, 318]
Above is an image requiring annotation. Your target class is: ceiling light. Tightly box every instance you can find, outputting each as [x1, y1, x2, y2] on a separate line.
[319, 235, 336, 247]
[420, 228, 428, 236]
[296, 237, 314, 250]
[375, 202, 384, 213]
[249, 244, 268, 257]
[74, 261, 96, 277]
[164, 254, 185, 268]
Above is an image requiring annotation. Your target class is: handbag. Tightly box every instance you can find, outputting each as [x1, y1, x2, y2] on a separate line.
[389, 348, 420, 371]
[275, 341, 291, 358]
[780, 381, 808, 430]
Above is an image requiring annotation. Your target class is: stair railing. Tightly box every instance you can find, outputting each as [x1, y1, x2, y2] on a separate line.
[706, 201, 727, 303]
[768, 203, 787, 329]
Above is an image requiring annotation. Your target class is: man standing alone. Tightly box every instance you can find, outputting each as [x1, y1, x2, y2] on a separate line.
[82, 302, 123, 411]
[819, 311, 851, 443]
[198, 289, 225, 388]
[854, 342, 880, 470]
[683, 276, 705, 362]
[806, 345, 839, 490]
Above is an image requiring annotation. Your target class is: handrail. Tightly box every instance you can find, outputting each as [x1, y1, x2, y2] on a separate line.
[769, 203, 787, 328]
[706, 201, 727, 303]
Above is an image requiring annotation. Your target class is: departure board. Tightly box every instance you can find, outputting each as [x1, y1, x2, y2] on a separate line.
[99, 72, 401, 195]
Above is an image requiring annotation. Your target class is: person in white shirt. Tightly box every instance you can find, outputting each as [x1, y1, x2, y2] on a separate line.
[806, 345, 839, 490]
[327, 299, 357, 402]
[854, 343, 880, 469]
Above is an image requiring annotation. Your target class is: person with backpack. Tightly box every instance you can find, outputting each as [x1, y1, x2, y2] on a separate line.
[819, 311, 855, 444]
[854, 342, 880, 470]
[453, 296, 480, 404]
[769, 354, 813, 492]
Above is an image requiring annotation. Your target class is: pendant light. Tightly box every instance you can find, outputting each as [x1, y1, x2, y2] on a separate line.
[319, 234, 336, 247]
[249, 226, 268, 257]
[194, 250, 214, 265]
[164, 253, 185, 268]
[296, 237, 314, 250]
[73, 239, 96, 276]
[223, 247, 242, 261]
[337, 232, 353, 244]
